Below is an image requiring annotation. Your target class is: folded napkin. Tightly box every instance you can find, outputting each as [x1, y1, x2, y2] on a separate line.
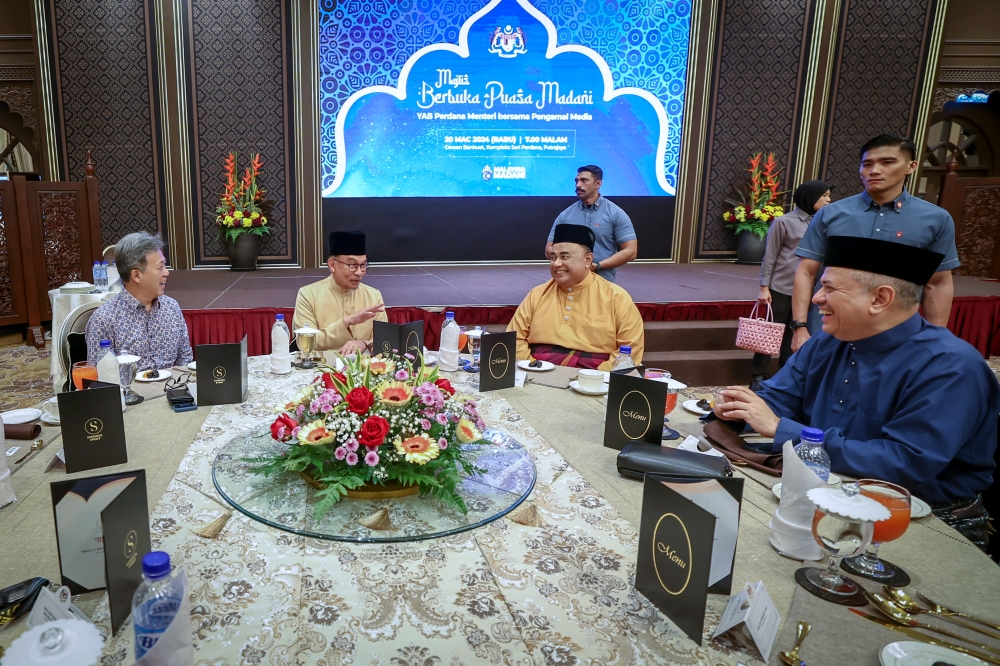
[5, 423, 42, 440]
[703, 419, 783, 475]
[676, 435, 725, 458]
[769, 440, 823, 560]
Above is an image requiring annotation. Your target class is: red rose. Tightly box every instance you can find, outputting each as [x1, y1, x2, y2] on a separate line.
[434, 378, 455, 395]
[321, 371, 347, 390]
[358, 415, 390, 448]
[270, 413, 298, 441]
[345, 386, 374, 414]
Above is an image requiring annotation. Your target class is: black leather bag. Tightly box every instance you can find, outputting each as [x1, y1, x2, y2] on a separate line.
[166, 386, 195, 406]
[616, 442, 732, 481]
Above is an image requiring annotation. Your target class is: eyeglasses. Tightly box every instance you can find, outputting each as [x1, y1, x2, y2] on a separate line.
[165, 373, 192, 391]
[333, 259, 370, 273]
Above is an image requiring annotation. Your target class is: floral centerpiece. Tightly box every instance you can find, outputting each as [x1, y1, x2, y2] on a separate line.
[251, 352, 488, 518]
[215, 151, 274, 242]
[722, 152, 787, 240]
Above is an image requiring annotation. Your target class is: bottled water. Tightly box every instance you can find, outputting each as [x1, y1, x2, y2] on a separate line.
[132, 551, 183, 659]
[92, 260, 102, 288]
[438, 311, 460, 371]
[794, 427, 831, 482]
[96, 339, 119, 384]
[101, 261, 110, 289]
[272, 313, 290, 355]
[107, 260, 118, 290]
[611, 345, 636, 372]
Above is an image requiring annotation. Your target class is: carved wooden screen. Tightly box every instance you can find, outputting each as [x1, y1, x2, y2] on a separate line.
[938, 169, 1000, 278]
[0, 181, 30, 326]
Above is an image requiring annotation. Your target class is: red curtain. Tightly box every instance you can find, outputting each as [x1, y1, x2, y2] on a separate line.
[181, 296, 1000, 358]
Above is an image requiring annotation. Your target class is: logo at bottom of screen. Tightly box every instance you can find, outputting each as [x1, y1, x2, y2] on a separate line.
[483, 165, 526, 180]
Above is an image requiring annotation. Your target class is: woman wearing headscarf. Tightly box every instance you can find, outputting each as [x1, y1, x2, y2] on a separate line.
[750, 180, 833, 389]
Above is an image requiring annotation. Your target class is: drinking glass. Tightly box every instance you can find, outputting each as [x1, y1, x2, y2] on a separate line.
[458, 326, 469, 354]
[842, 479, 911, 580]
[804, 504, 874, 596]
[646, 368, 680, 439]
[466, 327, 482, 372]
[297, 332, 317, 369]
[72, 361, 97, 390]
[117, 352, 143, 405]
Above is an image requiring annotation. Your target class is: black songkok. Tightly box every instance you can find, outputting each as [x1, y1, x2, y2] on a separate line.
[552, 224, 596, 252]
[329, 230, 366, 257]
[824, 236, 944, 286]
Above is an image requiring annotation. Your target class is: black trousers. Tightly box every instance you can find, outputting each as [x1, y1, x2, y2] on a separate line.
[751, 290, 793, 377]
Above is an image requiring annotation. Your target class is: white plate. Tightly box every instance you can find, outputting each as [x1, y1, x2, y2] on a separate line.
[880, 640, 987, 666]
[0, 408, 43, 424]
[772, 474, 841, 500]
[682, 399, 712, 415]
[187, 361, 197, 371]
[569, 380, 608, 396]
[517, 360, 555, 372]
[911, 496, 932, 519]
[135, 369, 172, 382]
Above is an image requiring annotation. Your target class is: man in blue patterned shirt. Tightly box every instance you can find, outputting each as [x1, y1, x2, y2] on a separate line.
[86, 232, 193, 370]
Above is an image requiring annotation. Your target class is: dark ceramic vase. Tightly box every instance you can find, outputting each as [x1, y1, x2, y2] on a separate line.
[734, 231, 767, 264]
[226, 233, 262, 271]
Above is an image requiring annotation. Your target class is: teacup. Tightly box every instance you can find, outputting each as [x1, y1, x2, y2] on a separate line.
[42, 396, 59, 420]
[577, 369, 605, 392]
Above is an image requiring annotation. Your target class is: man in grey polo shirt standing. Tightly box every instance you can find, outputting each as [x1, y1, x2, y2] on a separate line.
[789, 134, 959, 352]
[544, 165, 637, 283]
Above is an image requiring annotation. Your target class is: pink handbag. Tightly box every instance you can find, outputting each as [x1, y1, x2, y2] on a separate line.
[735, 303, 785, 355]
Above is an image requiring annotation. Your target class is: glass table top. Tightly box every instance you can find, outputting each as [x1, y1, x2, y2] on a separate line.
[212, 427, 537, 542]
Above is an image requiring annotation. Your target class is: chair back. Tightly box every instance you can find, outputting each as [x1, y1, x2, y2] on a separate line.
[102, 244, 117, 263]
[59, 301, 102, 379]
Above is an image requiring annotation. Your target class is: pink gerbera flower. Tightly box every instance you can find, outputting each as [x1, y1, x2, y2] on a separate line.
[334, 446, 347, 460]
[438, 437, 448, 450]
[346, 452, 359, 466]
[364, 450, 380, 466]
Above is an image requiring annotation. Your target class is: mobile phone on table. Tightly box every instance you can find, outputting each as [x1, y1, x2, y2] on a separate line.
[172, 403, 198, 413]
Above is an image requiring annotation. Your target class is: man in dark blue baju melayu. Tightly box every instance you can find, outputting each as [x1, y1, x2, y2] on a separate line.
[714, 236, 998, 548]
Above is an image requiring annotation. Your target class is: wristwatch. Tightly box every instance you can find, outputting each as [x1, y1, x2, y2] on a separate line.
[593, 261, 602, 271]
[789, 320, 809, 331]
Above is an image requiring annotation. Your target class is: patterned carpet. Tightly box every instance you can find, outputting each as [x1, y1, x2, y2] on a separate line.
[0, 344, 52, 411]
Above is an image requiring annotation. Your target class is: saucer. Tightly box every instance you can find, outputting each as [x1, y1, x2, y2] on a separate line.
[136, 369, 172, 382]
[910, 496, 932, 519]
[879, 640, 986, 666]
[682, 399, 712, 415]
[41, 414, 61, 426]
[0, 408, 42, 424]
[187, 361, 197, 371]
[569, 380, 608, 396]
[517, 360, 554, 372]
[772, 474, 844, 500]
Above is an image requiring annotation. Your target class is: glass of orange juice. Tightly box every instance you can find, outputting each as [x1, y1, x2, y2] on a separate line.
[72, 361, 98, 390]
[458, 326, 469, 354]
[842, 479, 911, 581]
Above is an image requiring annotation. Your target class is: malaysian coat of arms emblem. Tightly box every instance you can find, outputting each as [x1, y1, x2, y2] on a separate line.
[489, 25, 527, 58]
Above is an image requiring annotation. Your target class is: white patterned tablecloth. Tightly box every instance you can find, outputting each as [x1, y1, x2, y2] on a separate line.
[89, 358, 758, 666]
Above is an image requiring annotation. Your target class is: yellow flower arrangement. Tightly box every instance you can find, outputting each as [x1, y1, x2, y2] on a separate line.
[723, 152, 788, 240]
[215, 152, 273, 242]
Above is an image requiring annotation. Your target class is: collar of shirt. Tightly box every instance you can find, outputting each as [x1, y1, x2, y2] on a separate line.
[860, 188, 910, 213]
[560, 271, 596, 295]
[850, 312, 923, 354]
[119, 287, 159, 313]
[325, 274, 354, 296]
[578, 194, 603, 211]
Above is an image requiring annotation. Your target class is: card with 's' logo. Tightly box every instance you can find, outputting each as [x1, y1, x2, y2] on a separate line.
[56, 384, 128, 473]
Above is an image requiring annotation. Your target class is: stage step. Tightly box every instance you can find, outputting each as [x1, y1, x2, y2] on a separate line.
[642, 350, 776, 387]
[643, 320, 740, 352]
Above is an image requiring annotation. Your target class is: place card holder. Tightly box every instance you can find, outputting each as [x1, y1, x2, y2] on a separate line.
[635, 473, 743, 645]
[50, 469, 150, 633]
[56, 384, 128, 473]
[602, 373, 667, 450]
[373, 320, 424, 367]
[195, 335, 249, 406]
[479, 331, 516, 391]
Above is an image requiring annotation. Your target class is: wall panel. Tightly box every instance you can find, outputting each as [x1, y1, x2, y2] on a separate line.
[185, 0, 296, 266]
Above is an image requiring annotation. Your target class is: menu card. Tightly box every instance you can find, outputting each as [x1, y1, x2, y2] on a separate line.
[57, 384, 128, 473]
[603, 373, 667, 450]
[50, 470, 150, 633]
[635, 474, 743, 644]
[195, 336, 248, 405]
[373, 320, 424, 367]
[479, 331, 516, 392]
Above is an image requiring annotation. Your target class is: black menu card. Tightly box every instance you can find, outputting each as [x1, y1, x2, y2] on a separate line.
[479, 331, 516, 392]
[373, 320, 424, 366]
[57, 384, 127, 473]
[602, 373, 668, 450]
[635, 473, 744, 644]
[195, 335, 248, 405]
[50, 470, 151, 633]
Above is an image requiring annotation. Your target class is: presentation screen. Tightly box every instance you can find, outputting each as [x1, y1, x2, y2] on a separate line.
[319, 0, 690, 260]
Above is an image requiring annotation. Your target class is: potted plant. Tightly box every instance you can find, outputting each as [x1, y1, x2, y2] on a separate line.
[723, 152, 787, 264]
[215, 152, 273, 270]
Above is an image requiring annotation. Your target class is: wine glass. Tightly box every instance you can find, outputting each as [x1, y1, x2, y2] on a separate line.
[646, 368, 681, 439]
[117, 351, 144, 405]
[72, 361, 97, 391]
[804, 505, 874, 596]
[842, 480, 911, 580]
[297, 331, 317, 369]
[465, 327, 482, 372]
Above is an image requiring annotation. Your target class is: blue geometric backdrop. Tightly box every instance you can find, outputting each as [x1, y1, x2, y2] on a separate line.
[319, 0, 691, 195]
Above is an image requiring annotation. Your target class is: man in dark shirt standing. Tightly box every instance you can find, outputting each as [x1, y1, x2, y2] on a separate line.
[789, 134, 959, 351]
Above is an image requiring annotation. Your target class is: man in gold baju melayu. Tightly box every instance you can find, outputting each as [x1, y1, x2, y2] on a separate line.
[507, 224, 644, 370]
[293, 230, 387, 355]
